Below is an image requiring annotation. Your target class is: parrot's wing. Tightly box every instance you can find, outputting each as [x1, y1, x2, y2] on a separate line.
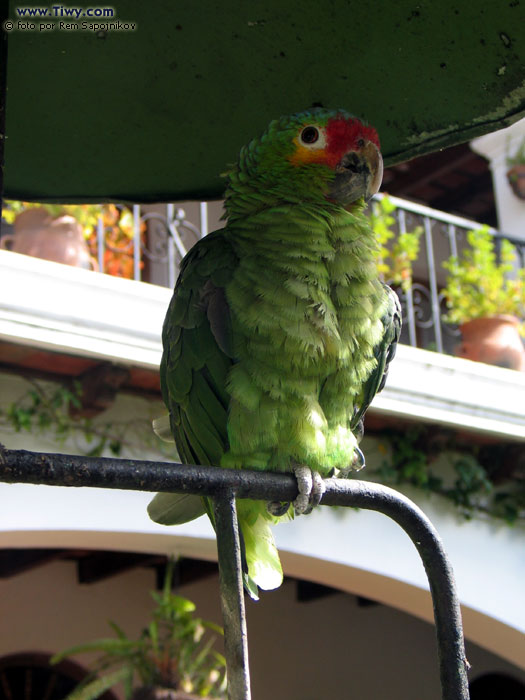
[351, 284, 402, 434]
[149, 229, 237, 527]
[148, 229, 284, 597]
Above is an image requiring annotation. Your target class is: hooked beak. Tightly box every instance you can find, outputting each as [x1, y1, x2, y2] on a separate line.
[328, 141, 383, 206]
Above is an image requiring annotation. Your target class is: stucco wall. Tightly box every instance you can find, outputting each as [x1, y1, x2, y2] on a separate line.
[0, 561, 524, 700]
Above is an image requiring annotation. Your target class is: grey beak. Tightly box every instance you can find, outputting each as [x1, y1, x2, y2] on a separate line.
[328, 142, 383, 206]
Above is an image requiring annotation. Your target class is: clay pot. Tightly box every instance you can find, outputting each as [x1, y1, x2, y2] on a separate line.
[506, 164, 525, 200]
[457, 316, 525, 371]
[0, 207, 96, 269]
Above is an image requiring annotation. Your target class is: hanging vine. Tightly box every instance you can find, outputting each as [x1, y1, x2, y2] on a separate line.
[0, 377, 173, 460]
[370, 425, 525, 524]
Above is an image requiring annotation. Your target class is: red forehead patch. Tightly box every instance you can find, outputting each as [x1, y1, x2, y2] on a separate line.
[325, 116, 380, 165]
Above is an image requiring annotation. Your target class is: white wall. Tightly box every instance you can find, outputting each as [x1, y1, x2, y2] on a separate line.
[0, 561, 524, 700]
[471, 117, 525, 238]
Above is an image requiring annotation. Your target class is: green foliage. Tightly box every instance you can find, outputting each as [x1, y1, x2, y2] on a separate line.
[506, 137, 525, 167]
[51, 560, 227, 699]
[0, 378, 172, 459]
[375, 427, 443, 493]
[373, 426, 525, 524]
[370, 196, 423, 292]
[442, 226, 525, 331]
[1, 199, 104, 228]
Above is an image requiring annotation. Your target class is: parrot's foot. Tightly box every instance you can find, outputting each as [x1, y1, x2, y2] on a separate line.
[293, 465, 326, 515]
[266, 465, 326, 517]
[338, 446, 366, 478]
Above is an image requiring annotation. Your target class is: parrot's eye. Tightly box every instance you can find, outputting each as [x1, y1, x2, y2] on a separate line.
[300, 126, 320, 144]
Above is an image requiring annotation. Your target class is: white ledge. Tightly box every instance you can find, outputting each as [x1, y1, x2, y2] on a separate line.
[0, 249, 170, 367]
[375, 344, 525, 439]
[1, 249, 524, 438]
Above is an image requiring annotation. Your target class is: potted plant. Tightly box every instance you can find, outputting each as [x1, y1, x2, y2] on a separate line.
[1, 201, 143, 278]
[50, 560, 227, 700]
[442, 225, 525, 370]
[506, 137, 525, 200]
[0, 201, 97, 269]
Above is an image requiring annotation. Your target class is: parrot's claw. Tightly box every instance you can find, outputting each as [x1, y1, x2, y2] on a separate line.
[353, 446, 366, 471]
[293, 465, 326, 515]
[267, 500, 291, 517]
[338, 446, 366, 478]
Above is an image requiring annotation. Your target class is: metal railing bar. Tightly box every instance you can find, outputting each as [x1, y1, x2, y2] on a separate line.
[446, 223, 458, 260]
[423, 216, 444, 353]
[327, 479, 470, 700]
[213, 491, 252, 700]
[200, 201, 209, 238]
[0, 447, 469, 700]
[167, 234, 176, 290]
[373, 193, 497, 234]
[133, 203, 141, 281]
[96, 215, 105, 272]
[397, 207, 417, 347]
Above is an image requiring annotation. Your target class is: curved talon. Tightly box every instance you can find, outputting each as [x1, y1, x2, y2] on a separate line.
[267, 501, 291, 517]
[353, 446, 366, 471]
[339, 446, 366, 478]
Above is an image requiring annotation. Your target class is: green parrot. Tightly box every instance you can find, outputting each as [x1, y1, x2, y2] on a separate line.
[149, 108, 401, 599]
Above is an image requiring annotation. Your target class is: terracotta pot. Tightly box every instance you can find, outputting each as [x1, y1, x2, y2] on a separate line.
[506, 164, 525, 200]
[0, 207, 96, 269]
[457, 316, 525, 371]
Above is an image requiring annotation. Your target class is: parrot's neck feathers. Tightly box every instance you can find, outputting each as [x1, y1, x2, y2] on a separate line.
[223, 155, 336, 221]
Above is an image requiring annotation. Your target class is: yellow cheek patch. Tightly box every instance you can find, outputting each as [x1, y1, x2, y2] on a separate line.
[288, 138, 328, 167]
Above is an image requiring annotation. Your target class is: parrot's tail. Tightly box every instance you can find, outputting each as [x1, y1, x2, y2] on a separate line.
[152, 414, 175, 443]
[148, 492, 283, 601]
[237, 501, 283, 600]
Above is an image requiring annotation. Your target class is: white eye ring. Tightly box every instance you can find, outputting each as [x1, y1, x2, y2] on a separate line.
[299, 125, 327, 149]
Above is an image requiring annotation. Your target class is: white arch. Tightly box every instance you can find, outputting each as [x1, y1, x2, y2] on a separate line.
[0, 483, 523, 669]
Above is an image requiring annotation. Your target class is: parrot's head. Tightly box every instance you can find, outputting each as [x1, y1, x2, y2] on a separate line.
[225, 108, 382, 213]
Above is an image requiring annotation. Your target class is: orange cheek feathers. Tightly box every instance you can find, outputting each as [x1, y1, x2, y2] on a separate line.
[288, 142, 338, 168]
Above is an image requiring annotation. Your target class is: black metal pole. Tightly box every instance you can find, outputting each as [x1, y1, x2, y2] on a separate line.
[326, 478, 470, 700]
[0, 447, 470, 700]
[213, 492, 251, 700]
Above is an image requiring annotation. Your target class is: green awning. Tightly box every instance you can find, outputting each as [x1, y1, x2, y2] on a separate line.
[3, 0, 524, 203]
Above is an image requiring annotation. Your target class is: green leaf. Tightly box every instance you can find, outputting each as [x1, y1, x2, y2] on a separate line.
[51, 638, 141, 664]
[107, 621, 129, 641]
[62, 667, 130, 700]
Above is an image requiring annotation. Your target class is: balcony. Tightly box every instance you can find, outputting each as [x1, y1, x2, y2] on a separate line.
[1, 196, 524, 440]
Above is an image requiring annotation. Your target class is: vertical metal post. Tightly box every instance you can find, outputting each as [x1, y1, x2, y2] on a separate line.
[132, 203, 141, 281]
[397, 208, 417, 347]
[200, 201, 208, 238]
[167, 229, 176, 289]
[213, 491, 252, 700]
[447, 223, 458, 259]
[423, 215, 444, 353]
[96, 215, 105, 272]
